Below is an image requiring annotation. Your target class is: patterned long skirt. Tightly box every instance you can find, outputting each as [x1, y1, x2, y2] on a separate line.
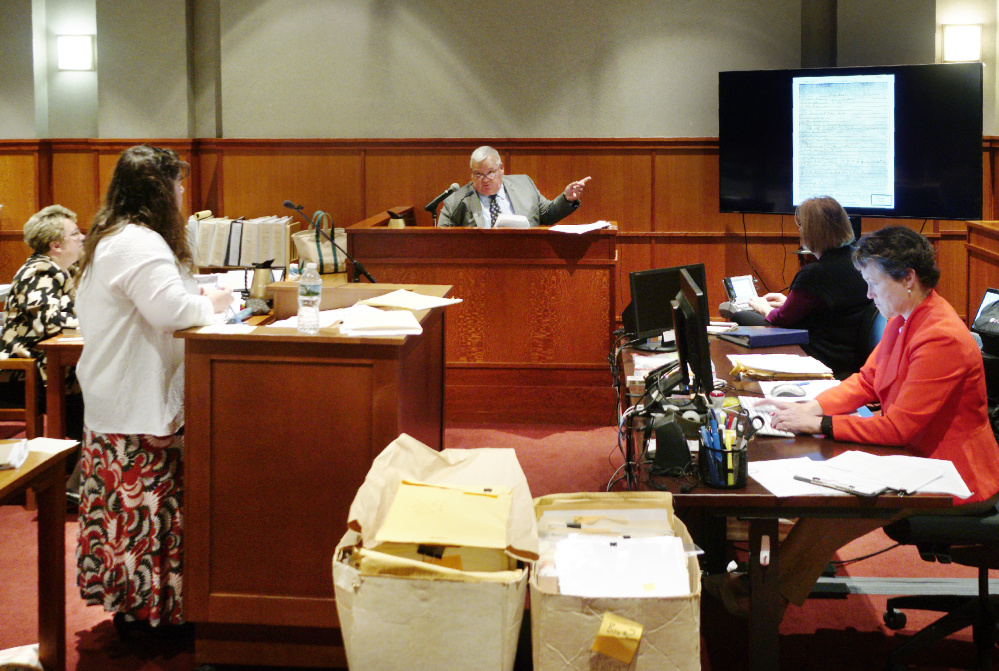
[76, 427, 185, 626]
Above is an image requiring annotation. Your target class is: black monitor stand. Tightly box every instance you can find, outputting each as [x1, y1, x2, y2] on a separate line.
[849, 215, 862, 241]
[634, 338, 677, 354]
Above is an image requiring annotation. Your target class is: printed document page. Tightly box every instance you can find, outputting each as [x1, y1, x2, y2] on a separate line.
[554, 534, 690, 598]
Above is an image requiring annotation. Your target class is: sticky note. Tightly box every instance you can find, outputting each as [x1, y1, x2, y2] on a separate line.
[591, 612, 643, 664]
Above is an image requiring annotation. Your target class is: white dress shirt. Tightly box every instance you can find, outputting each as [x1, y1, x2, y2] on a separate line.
[76, 224, 215, 436]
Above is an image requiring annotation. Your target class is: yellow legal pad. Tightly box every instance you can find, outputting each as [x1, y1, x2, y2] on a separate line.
[373, 480, 513, 551]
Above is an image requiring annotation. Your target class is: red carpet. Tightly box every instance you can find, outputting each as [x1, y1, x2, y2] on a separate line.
[1, 422, 994, 670]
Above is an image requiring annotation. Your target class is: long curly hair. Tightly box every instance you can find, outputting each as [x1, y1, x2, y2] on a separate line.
[79, 145, 192, 277]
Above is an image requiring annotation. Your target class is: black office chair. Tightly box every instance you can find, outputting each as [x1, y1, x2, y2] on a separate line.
[856, 304, 888, 368]
[881, 505, 999, 669]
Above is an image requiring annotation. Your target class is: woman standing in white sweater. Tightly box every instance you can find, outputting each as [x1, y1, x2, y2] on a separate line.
[74, 145, 233, 635]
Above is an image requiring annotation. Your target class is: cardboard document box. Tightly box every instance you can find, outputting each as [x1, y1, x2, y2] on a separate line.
[531, 492, 700, 671]
[333, 433, 538, 671]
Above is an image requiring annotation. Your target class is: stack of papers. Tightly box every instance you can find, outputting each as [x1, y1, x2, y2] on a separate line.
[357, 289, 462, 311]
[268, 290, 462, 335]
[549, 221, 613, 234]
[554, 535, 690, 598]
[728, 353, 834, 380]
[749, 451, 973, 499]
[339, 304, 422, 336]
[536, 507, 691, 598]
[631, 351, 680, 379]
[494, 214, 530, 229]
[269, 303, 423, 336]
[0, 439, 29, 470]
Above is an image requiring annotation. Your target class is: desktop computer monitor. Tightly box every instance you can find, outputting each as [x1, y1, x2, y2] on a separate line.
[628, 263, 707, 350]
[671, 268, 714, 396]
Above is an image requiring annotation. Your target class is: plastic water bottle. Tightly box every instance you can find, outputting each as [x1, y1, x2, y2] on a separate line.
[297, 262, 321, 335]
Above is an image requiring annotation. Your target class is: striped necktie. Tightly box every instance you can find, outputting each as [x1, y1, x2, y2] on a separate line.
[489, 195, 501, 227]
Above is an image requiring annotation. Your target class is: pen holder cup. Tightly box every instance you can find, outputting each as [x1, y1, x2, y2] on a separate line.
[699, 441, 748, 489]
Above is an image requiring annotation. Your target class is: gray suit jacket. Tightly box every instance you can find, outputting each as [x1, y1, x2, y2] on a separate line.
[437, 174, 580, 227]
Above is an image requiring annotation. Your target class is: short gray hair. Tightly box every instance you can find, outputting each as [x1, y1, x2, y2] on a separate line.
[470, 145, 501, 169]
[24, 205, 77, 255]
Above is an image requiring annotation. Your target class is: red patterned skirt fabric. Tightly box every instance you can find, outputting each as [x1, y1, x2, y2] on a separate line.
[76, 427, 185, 625]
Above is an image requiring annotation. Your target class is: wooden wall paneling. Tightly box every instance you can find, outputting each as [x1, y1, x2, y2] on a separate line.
[510, 149, 654, 233]
[0, 147, 40, 231]
[967, 222, 999, 323]
[0, 145, 40, 282]
[50, 145, 100, 228]
[933, 222, 969, 320]
[616, 234, 654, 320]
[219, 146, 365, 224]
[654, 144, 729, 234]
[364, 146, 474, 227]
[723, 216, 802, 297]
[195, 142, 222, 215]
[983, 144, 994, 221]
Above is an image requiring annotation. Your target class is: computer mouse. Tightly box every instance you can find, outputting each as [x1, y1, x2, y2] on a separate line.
[772, 383, 807, 398]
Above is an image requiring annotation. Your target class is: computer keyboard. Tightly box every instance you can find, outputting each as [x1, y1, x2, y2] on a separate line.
[737, 397, 795, 438]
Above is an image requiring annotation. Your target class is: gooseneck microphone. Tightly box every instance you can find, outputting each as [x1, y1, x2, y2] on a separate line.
[282, 200, 377, 283]
[424, 183, 461, 216]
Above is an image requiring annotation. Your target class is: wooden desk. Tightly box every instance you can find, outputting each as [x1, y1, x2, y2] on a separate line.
[178, 283, 448, 668]
[36, 332, 83, 439]
[345, 214, 618, 424]
[617, 338, 952, 671]
[0, 442, 76, 671]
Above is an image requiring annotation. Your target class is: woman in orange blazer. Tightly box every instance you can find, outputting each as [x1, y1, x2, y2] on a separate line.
[710, 227, 999, 618]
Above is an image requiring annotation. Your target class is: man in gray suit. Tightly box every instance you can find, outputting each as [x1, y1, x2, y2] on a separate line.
[437, 146, 591, 228]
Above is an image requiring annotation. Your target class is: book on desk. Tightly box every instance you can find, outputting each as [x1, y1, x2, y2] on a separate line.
[717, 326, 809, 348]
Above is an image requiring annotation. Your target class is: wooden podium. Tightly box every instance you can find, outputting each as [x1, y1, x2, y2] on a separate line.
[178, 283, 449, 668]
[347, 210, 617, 424]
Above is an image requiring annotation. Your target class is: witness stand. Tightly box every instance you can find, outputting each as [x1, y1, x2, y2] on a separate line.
[346, 207, 618, 424]
[615, 336, 953, 671]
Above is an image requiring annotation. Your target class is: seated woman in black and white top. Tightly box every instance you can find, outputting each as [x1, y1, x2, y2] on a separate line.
[0, 205, 85, 429]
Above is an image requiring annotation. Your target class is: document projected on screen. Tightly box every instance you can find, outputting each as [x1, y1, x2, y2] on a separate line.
[792, 74, 895, 209]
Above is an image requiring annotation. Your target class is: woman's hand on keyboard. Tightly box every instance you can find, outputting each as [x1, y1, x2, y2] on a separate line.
[768, 399, 823, 434]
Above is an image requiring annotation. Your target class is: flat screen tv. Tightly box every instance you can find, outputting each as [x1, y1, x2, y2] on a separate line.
[719, 62, 983, 220]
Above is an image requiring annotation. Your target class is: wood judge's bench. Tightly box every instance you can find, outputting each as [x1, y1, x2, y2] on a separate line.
[346, 209, 618, 425]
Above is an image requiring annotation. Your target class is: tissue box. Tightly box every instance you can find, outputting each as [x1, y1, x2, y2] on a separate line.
[333, 434, 538, 671]
[531, 492, 700, 671]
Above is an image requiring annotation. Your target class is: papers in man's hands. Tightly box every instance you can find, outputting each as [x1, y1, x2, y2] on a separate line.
[749, 451, 972, 499]
[0, 439, 29, 470]
[494, 214, 530, 228]
[549, 221, 613, 234]
[357, 289, 462, 311]
[728, 353, 834, 380]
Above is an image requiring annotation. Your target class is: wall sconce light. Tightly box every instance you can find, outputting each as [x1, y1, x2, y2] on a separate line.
[56, 35, 95, 71]
[941, 24, 982, 63]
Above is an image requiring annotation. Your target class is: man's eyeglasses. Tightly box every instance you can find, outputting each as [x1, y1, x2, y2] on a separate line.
[472, 168, 500, 181]
[64, 229, 84, 240]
